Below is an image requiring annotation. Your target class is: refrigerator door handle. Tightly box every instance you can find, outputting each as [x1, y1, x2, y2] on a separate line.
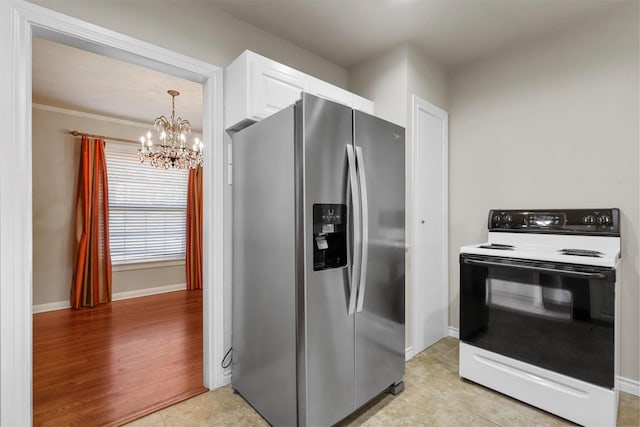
[346, 144, 360, 316]
[355, 145, 369, 313]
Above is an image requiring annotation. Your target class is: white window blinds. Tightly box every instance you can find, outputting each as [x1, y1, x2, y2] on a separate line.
[105, 142, 188, 264]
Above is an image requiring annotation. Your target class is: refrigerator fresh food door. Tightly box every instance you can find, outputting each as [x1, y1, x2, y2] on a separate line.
[353, 110, 406, 407]
[299, 94, 356, 426]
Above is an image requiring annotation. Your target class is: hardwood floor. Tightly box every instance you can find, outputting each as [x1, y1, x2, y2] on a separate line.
[33, 290, 207, 426]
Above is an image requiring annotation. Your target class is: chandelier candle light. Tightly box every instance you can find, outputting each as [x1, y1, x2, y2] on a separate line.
[138, 90, 204, 169]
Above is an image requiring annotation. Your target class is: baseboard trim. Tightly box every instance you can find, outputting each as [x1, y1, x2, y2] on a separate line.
[617, 375, 640, 396]
[32, 283, 187, 313]
[32, 301, 71, 313]
[405, 346, 415, 361]
[111, 283, 186, 301]
[448, 326, 459, 339]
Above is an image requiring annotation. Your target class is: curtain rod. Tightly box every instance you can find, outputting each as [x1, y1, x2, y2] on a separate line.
[69, 130, 140, 145]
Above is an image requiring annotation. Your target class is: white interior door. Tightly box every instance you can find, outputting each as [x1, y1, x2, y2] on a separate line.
[412, 95, 448, 355]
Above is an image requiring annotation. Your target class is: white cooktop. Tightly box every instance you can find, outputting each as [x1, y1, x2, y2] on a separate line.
[460, 232, 621, 268]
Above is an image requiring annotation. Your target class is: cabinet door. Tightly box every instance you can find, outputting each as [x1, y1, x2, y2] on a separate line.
[224, 50, 375, 130]
[250, 59, 308, 122]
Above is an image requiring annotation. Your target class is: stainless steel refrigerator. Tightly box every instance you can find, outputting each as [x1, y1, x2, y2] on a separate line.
[231, 93, 405, 426]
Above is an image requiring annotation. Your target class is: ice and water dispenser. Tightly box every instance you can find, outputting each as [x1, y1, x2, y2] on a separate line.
[313, 204, 347, 271]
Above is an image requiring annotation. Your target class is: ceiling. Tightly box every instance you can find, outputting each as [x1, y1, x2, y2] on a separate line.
[32, 38, 203, 131]
[32, 0, 622, 128]
[209, 0, 620, 69]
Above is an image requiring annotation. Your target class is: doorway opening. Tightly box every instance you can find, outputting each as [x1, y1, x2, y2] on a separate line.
[31, 36, 209, 425]
[0, 2, 225, 424]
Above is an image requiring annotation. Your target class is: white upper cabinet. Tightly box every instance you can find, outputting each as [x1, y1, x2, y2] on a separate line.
[225, 50, 374, 131]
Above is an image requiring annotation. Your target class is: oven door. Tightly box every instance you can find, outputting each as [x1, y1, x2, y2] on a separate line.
[459, 253, 616, 388]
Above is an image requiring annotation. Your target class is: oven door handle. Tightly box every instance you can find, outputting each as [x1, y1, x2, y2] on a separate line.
[462, 257, 607, 279]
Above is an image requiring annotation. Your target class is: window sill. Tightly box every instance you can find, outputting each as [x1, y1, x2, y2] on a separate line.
[112, 259, 185, 272]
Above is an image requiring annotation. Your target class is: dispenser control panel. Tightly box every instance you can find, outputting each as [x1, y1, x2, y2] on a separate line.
[313, 204, 347, 271]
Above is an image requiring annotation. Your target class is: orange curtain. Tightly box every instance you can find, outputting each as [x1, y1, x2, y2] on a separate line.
[71, 136, 112, 309]
[186, 165, 203, 290]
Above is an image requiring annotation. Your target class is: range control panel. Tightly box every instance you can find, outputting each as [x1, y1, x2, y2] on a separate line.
[488, 208, 620, 236]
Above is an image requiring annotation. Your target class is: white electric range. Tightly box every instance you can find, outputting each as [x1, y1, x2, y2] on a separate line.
[459, 209, 621, 427]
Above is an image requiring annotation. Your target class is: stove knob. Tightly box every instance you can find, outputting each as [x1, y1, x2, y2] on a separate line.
[504, 214, 512, 223]
[583, 215, 596, 225]
[598, 215, 611, 225]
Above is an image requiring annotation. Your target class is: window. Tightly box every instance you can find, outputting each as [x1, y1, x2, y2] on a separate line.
[105, 142, 188, 264]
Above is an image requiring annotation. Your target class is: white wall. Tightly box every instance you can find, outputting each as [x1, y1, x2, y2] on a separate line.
[449, 2, 639, 382]
[32, 105, 188, 307]
[406, 44, 449, 112]
[349, 44, 408, 127]
[28, 0, 348, 88]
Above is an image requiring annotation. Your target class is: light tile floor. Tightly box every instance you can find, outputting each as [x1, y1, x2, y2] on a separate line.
[126, 338, 639, 426]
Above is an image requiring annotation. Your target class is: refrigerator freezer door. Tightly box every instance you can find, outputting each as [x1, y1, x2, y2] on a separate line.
[299, 94, 356, 426]
[232, 106, 298, 426]
[353, 111, 406, 407]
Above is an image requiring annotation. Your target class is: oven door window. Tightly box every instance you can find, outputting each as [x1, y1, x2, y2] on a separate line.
[460, 255, 616, 389]
[487, 269, 574, 320]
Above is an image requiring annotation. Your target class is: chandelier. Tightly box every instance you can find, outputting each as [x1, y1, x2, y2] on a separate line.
[138, 90, 203, 169]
